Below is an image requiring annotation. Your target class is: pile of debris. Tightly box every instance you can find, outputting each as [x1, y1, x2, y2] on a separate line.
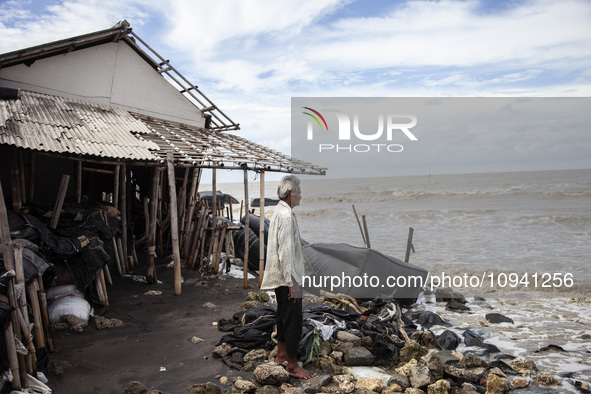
[0, 198, 127, 391]
[208, 290, 579, 394]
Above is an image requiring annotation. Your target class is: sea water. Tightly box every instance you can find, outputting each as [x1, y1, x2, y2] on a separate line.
[211, 169, 591, 384]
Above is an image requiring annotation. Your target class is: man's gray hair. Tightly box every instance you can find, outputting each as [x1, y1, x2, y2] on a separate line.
[277, 175, 301, 200]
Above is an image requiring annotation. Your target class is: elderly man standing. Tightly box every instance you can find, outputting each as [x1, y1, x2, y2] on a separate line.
[260, 175, 315, 380]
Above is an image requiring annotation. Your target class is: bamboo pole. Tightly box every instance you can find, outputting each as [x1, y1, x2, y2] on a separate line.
[116, 237, 127, 274]
[120, 164, 128, 263]
[49, 174, 70, 229]
[228, 194, 234, 222]
[76, 161, 82, 204]
[13, 245, 34, 372]
[182, 168, 199, 254]
[404, 227, 414, 263]
[27, 280, 45, 349]
[3, 322, 22, 390]
[28, 152, 35, 201]
[352, 205, 367, 246]
[0, 180, 20, 335]
[18, 151, 26, 206]
[178, 168, 189, 239]
[37, 277, 54, 352]
[8, 150, 22, 212]
[166, 153, 182, 296]
[210, 218, 222, 274]
[113, 165, 120, 209]
[189, 206, 207, 269]
[146, 167, 160, 284]
[243, 169, 250, 289]
[259, 171, 265, 287]
[362, 215, 371, 249]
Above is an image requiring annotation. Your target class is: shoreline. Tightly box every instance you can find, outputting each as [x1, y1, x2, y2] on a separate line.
[42, 260, 591, 393]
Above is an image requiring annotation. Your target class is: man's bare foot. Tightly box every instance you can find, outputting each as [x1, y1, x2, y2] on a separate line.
[275, 342, 288, 364]
[287, 364, 316, 380]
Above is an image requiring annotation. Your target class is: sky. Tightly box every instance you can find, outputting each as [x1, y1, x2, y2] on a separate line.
[1, 0, 590, 182]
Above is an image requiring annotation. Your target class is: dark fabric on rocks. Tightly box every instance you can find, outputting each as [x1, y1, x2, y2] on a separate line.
[436, 329, 462, 350]
[414, 310, 451, 329]
[463, 329, 501, 353]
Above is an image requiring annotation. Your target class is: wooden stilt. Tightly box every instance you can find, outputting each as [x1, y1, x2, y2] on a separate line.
[27, 281, 46, 349]
[404, 227, 414, 263]
[112, 237, 123, 275]
[28, 152, 35, 201]
[113, 165, 120, 209]
[3, 322, 22, 390]
[259, 171, 265, 287]
[76, 161, 82, 204]
[8, 150, 22, 212]
[17, 151, 26, 206]
[49, 174, 70, 229]
[352, 205, 367, 247]
[362, 214, 371, 249]
[37, 277, 54, 352]
[182, 168, 199, 254]
[103, 264, 113, 285]
[146, 167, 160, 284]
[243, 169, 250, 289]
[116, 237, 127, 274]
[166, 153, 182, 296]
[13, 245, 34, 372]
[120, 164, 128, 264]
[178, 168, 189, 241]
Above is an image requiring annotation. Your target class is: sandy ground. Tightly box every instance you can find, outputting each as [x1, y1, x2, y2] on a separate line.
[45, 261, 261, 394]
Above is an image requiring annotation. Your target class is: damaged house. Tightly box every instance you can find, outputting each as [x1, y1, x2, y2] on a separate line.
[0, 20, 324, 390]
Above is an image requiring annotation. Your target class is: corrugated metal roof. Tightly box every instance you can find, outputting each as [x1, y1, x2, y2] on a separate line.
[0, 89, 326, 175]
[0, 90, 159, 160]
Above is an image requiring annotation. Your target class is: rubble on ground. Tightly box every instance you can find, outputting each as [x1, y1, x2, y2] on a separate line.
[205, 288, 586, 394]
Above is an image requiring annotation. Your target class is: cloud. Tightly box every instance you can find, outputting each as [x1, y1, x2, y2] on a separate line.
[162, 0, 591, 97]
[0, 0, 151, 53]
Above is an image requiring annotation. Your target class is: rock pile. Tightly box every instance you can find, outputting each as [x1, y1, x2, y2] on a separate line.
[206, 289, 582, 393]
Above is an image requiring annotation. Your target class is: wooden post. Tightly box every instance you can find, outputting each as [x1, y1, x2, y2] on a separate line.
[3, 323, 22, 390]
[18, 151, 26, 206]
[120, 164, 128, 264]
[8, 150, 22, 212]
[352, 205, 367, 247]
[404, 227, 414, 263]
[211, 168, 217, 246]
[228, 194, 234, 222]
[50, 174, 70, 229]
[0, 180, 20, 334]
[178, 168, 189, 239]
[210, 218, 222, 274]
[113, 165, 120, 209]
[182, 168, 199, 254]
[146, 167, 160, 284]
[0, 179, 15, 272]
[27, 280, 45, 349]
[37, 277, 54, 352]
[259, 171, 265, 287]
[243, 169, 250, 289]
[166, 153, 182, 296]
[362, 215, 371, 249]
[28, 152, 35, 201]
[76, 161, 82, 204]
